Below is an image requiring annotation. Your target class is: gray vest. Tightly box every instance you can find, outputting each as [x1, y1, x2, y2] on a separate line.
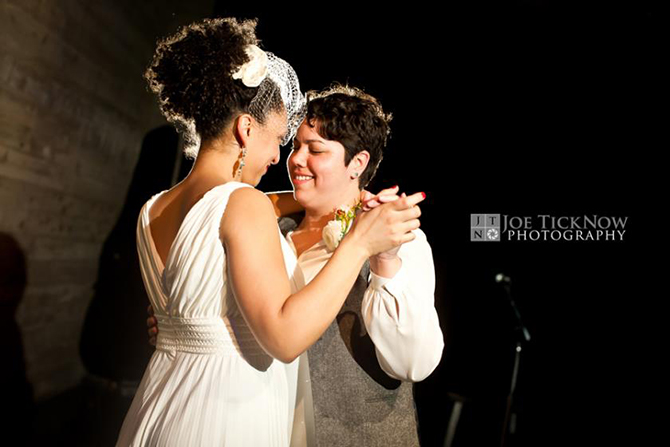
[280, 215, 420, 447]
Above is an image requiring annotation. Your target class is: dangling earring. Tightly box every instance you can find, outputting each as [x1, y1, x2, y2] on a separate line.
[236, 146, 247, 179]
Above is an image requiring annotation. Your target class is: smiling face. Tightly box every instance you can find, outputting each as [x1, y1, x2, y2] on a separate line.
[240, 110, 287, 186]
[288, 119, 367, 215]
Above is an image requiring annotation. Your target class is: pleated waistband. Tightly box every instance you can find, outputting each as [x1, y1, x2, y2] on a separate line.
[156, 316, 259, 355]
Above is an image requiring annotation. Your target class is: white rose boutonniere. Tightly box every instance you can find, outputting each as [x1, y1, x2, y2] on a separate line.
[322, 203, 362, 252]
[322, 220, 344, 252]
[232, 45, 269, 87]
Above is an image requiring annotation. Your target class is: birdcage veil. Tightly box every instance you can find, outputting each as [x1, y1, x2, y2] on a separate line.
[247, 52, 305, 146]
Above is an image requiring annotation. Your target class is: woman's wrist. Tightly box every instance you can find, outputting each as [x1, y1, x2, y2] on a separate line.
[369, 254, 402, 278]
[338, 233, 371, 265]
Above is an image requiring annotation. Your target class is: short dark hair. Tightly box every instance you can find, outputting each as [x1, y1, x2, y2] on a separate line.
[145, 18, 283, 158]
[305, 84, 392, 188]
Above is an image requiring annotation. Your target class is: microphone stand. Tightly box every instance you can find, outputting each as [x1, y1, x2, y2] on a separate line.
[497, 274, 530, 447]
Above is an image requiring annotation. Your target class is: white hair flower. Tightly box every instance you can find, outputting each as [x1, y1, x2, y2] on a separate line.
[232, 45, 269, 87]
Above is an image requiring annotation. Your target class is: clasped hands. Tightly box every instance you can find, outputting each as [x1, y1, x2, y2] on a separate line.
[359, 186, 422, 277]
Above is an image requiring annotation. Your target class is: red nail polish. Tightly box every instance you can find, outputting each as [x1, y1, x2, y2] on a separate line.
[421, 192, 426, 199]
[392, 185, 399, 189]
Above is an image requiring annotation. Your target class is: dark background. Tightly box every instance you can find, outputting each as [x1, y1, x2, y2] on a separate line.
[213, 1, 657, 446]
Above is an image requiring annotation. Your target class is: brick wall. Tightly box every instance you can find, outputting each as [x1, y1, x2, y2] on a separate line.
[0, 0, 214, 400]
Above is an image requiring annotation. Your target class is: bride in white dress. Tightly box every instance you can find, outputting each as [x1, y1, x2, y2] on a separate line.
[116, 18, 424, 446]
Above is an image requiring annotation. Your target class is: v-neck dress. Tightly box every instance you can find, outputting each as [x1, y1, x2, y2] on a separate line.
[116, 181, 300, 446]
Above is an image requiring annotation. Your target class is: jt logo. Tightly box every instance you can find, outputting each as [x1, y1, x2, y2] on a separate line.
[471, 214, 501, 242]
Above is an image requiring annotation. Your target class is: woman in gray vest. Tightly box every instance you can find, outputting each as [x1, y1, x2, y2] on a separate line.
[282, 85, 443, 446]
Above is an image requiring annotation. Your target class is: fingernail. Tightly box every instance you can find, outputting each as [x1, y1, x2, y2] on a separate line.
[392, 185, 399, 189]
[421, 192, 426, 199]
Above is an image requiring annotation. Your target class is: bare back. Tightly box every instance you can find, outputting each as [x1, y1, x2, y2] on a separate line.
[148, 181, 227, 267]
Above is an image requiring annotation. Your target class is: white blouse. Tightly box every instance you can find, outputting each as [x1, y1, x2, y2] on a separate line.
[286, 228, 444, 447]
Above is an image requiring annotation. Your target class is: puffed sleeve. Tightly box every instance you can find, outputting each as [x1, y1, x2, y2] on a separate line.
[361, 229, 444, 382]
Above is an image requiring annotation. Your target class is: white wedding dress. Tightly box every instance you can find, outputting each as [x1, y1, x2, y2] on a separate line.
[117, 181, 300, 446]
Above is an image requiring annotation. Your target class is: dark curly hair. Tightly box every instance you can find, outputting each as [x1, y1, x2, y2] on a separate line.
[145, 17, 283, 158]
[305, 84, 392, 188]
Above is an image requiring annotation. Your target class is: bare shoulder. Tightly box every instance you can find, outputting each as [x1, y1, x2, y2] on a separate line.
[228, 186, 271, 206]
[220, 186, 275, 238]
